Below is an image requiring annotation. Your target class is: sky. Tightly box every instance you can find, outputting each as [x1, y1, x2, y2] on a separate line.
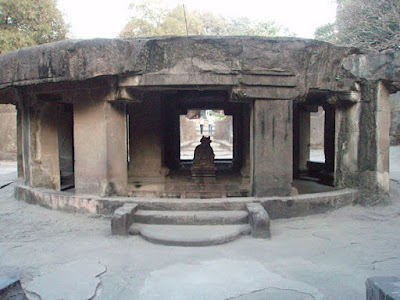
[57, 0, 337, 39]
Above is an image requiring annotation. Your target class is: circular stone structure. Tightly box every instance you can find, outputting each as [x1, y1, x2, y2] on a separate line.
[0, 36, 399, 221]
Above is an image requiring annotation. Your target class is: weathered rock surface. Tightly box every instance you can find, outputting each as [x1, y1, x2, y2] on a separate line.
[0, 278, 28, 300]
[1, 37, 398, 104]
[24, 260, 106, 300]
[343, 50, 400, 91]
[139, 259, 324, 299]
[246, 202, 271, 238]
[111, 203, 138, 235]
[366, 276, 400, 300]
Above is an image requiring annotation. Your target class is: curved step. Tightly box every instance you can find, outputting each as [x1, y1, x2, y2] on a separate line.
[134, 210, 248, 225]
[129, 224, 251, 246]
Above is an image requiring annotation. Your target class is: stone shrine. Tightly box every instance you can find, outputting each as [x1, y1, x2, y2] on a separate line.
[0, 36, 398, 244]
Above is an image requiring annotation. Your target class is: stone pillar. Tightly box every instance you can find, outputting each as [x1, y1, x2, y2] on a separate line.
[128, 96, 164, 179]
[74, 99, 127, 196]
[336, 81, 390, 198]
[335, 101, 361, 188]
[251, 100, 293, 197]
[33, 102, 60, 189]
[21, 100, 60, 190]
[375, 82, 390, 193]
[106, 102, 128, 195]
[16, 104, 23, 178]
[323, 105, 335, 173]
[358, 82, 390, 196]
[298, 109, 311, 173]
[240, 104, 251, 178]
[20, 97, 31, 186]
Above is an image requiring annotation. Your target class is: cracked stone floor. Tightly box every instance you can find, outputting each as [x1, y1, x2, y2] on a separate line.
[1, 147, 400, 299]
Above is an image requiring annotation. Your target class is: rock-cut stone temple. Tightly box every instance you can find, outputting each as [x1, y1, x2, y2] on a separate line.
[0, 36, 398, 245]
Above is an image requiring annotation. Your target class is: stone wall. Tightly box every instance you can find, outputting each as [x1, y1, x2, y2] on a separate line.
[390, 92, 400, 145]
[0, 105, 17, 160]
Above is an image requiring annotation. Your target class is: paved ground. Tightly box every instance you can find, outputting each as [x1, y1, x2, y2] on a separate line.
[1, 148, 400, 299]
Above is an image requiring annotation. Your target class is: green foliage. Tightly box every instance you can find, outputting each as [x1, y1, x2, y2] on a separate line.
[119, 0, 288, 38]
[314, 23, 337, 43]
[316, 0, 399, 50]
[336, 0, 399, 50]
[0, 0, 68, 53]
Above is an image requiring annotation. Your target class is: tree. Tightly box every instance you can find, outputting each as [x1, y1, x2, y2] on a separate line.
[159, 6, 204, 35]
[314, 23, 337, 43]
[337, 0, 399, 50]
[315, 0, 399, 51]
[119, 0, 287, 38]
[0, 0, 68, 53]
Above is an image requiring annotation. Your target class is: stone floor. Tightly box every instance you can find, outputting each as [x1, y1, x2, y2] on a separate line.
[1, 147, 400, 299]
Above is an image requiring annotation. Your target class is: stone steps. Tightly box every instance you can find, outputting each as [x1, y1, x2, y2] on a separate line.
[134, 210, 249, 225]
[127, 198, 250, 211]
[129, 224, 252, 247]
[111, 202, 271, 246]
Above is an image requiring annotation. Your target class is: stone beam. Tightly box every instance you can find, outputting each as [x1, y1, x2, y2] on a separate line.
[0, 87, 18, 104]
[232, 87, 300, 101]
[118, 73, 239, 87]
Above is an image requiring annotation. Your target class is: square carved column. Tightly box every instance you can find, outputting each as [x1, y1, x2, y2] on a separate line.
[74, 99, 127, 196]
[251, 100, 293, 197]
[21, 99, 60, 190]
[16, 104, 24, 178]
[298, 109, 311, 173]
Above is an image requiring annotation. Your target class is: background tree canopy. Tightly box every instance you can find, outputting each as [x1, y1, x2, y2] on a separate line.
[0, 0, 68, 53]
[315, 0, 399, 51]
[119, 0, 289, 38]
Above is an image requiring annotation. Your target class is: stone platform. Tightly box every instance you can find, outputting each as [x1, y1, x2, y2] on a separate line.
[14, 180, 358, 246]
[127, 171, 251, 198]
[14, 182, 357, 217]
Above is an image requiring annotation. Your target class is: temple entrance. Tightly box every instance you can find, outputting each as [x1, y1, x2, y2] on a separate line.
[126, 90, 251, 198]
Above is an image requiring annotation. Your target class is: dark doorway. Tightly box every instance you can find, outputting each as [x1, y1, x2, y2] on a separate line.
[58, 103, 75, 190]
